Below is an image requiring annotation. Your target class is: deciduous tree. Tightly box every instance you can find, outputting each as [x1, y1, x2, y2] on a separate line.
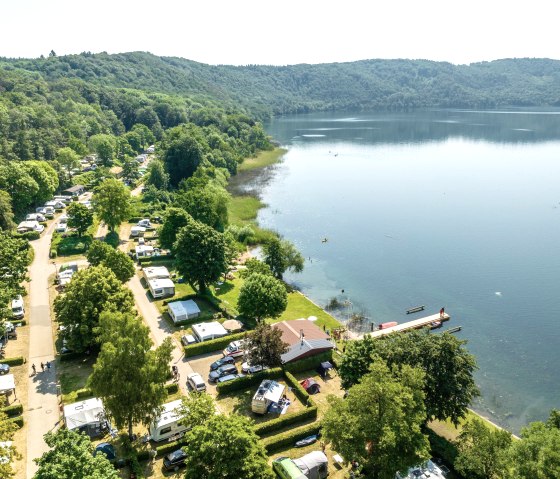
[158, 207, 191, 250]
[34, 428, 118, 479]
[238, 258, 273, 278]
[174, 220, 227, 293]
[88, 310, 173, 438]
[322, 360, 430, 479]
[182, 414, 274, 479]
[0, 410, 19, 478]
[262, 237, 304, 280]
[67, 202, 93, 237]
[88, 134, 116, 166]
[93, 178, 131, 231]
[163, 132, 205, 186]
[0, 231, 30, 320]
[56, 147, 80, 172]
[244, 322, 289, 368]
[237, 273, 287, 322]
[175, 182, 229, 232]
[0, 190, 15, 231]
[145, 159, 169, 190]
[179, 392, 216, 429]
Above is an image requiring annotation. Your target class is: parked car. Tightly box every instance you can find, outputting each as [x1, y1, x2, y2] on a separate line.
[217, 373, 243, 384]
[55, 223, 67, 233]
[0, 364, 10, 375]
[208, 363, 238, 383]
[58, 214, 68, 224]
[186, 373, 207, 392]
[180, 334, 197, 347]
[11, 295, 24, 319]
[27, 213, 46, 222]
[241, 362, 269, 374]
[137, 219, 151, 228]
[209, 356, 235, 371]
[163, 449, 187, 472]
[222, 340, 245, 358]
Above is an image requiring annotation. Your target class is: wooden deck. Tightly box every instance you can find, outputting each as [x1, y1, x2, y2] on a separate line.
[352, 313, 450, 340]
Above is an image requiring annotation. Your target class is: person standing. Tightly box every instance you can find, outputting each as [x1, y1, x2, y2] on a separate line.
[40, 362, 45, 372]
[31, 364, 36, 375]
[440, 307, 445, 319]
[46, 361, 51, 371]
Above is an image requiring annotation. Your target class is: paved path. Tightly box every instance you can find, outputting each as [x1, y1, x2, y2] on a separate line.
[26, 219, 61, 477]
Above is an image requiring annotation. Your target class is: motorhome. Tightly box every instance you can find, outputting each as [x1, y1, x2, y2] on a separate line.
[148, 278, 175, 299]
[191, 321, 227, 342]
[149, 400, 187, 442]
[251, 380, 285, 415]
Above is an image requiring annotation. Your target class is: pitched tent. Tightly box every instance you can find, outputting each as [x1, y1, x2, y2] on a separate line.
[168, 300, 201, 324]
[317, 361, 334, 379]
[300, 378, 321, 395]
[293, 451, 329, 479]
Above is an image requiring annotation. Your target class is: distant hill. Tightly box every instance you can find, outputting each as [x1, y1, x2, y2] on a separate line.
[3, 52, 560, 117]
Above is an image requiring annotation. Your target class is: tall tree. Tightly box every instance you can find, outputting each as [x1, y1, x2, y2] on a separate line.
[455, 417, 512, 479]
[33, 428, 119, 479]
[163, 132, 205, 186]
[86, 240, 113, 266]
[182, 414, 274, 479]
[101, 249, 135, 283]
[179, 392, 216, 429]
[0, 231, 30, 320]
[158, 207, 191, 250]
[93, 178, 132, 231]
[338, 330, 479, 425]
[322, 360, 430, 479]
[175, 183, 230, 232]
[54, 265, 134, 352]
[0, 410, 19, 478]
[174, 220, 228, 293]
[88, 310, 173, 438]
[67, 202, 93, 237]
[262, 237, 304, 280]
[237, 273, 288, 322]
[145, 159, 169, 190]
[88, 134, 116, 166]
[0, 190, 15, 231]
[0, 161, 39, 214]
[23, 160, 59, 204]
[56, 147, 80, 172]
[244, 322, 289, 368]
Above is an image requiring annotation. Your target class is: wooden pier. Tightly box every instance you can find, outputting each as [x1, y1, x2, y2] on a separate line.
[351, 312, 450, 340]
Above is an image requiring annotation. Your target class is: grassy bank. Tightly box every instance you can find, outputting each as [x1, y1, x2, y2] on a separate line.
[238, 148, 286, 172]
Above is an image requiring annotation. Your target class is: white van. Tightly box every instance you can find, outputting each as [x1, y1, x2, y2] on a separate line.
[11, 295, 24, 319]
[137, 219, 151, 228]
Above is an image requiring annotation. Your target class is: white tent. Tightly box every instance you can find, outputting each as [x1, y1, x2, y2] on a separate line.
[168, 300, 201, 324]
[0, 375, 15, 399]
[63, 398, 108, 438]
[191, 321, 227, 342]
[293, 451, 329, 479]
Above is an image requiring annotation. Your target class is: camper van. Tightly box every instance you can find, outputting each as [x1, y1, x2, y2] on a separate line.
[11, 296, 24, 319]
[149, 400, 188, 442]
[273, 451, 329, 479]
[251, 380, 285, 415]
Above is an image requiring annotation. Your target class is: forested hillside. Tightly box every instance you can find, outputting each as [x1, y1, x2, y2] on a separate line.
[3, 52, 560, 118]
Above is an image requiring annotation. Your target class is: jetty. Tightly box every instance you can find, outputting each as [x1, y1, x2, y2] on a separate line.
[350, 312, 450, 340]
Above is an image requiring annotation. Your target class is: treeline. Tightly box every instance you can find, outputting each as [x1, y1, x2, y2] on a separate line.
[3, 52, 560, 118]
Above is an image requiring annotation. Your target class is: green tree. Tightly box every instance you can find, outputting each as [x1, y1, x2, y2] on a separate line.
[238, 258, 273, 278]
[0, 231, 30, 320]
[158, 207, 191, 250]
[0, 190, 15, 231]
[23, 160, 59, 204]
[237, 273, 287, 322]
[33, 428, 119, 479]
[244, 322, 289, 368]
[0, 410, 19, 478]
[67, 202, 93, 237]
[338, 330, 479, 425]
[101, 249, 135, 282]
[176, 183, 229, 232]
[163, 132, 205, 186]
[145, 159, 169, 190]
[88, 310, 173, 438]
[179, 392, 216, 429]
[322, 360, 430, 479]
[0, 161, 39, 214]
[54, 265, 134, 352]
[174, 220, 228, 293]
[88, 134, 116, 166]
[86, 240, 113, 266]
[262, 237, 304, 280]
[182, 414, 274, 479]
[121, 158, 140, 182]
[455, 417, 512, 479]
[56, 147, 80, 172]
[93, 178, 131, 231]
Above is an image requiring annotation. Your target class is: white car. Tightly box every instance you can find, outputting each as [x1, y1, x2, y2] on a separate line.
[222, 340, 245, 358]
[58, 214, 68, 224]
[137, 219, 151, 228]
[11, 295, 24, 319]
[241, 362, 269, 374]
[55, 223, 67, 233]
[186, 373, 207, 392]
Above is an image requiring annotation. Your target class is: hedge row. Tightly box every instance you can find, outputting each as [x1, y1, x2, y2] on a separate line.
[76, 388, 93, 399]
[283, 350, 333, 374]
[216, 368, 283, 395]
[262, 422, 323, 453]
[165, 383, 178, 395]
[138, 253, 174, 264]
[254, 406, 318, 437]
[9, 416, 24, 428]
[155, 438, 188, 457]
[17, 231, 41, 241]
[284, 372, 314, 407]
[2, 357, 25, 366]
[183, 331, 246, 358]
[7, 319, 26, 326]
[0, 404, 23, 417]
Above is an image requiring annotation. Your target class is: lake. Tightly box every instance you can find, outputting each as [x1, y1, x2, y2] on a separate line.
[239, 109, 560, 432]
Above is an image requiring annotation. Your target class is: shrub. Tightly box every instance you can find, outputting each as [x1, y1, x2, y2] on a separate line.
[261, 422, 322, 453]
[2, 357, 24, 366]
[76, 388, 94, 399]
[155, 439, 188, 457]
[254, 406, 318, 437]
[283, 350, 333, 374]
[49, 248, 57, 258]
[9, 416, 24, 428]
[104, 231, 119, 248]
[6, 319, 26, 326]
[216, 368, 283, 395]
[1, 404, 23, 417]
[22, 231, 41, 241]
[183, 331, 246, 358]
[165, 383, 178, 395]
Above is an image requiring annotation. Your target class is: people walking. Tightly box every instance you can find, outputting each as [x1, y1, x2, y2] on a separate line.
[40, 362, 45, 372]
[46, 361, 51, 371]
[31, 364, 36, 375]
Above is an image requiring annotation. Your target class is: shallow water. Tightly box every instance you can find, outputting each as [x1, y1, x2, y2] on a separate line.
[240, 109, 560, 432]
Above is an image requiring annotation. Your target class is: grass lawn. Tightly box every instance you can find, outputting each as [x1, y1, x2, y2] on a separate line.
[59, 356, 96, 403]
[291, 370, 345, 419]
[216, 379, 306, 425]
[229, 195, 264, 226]
[238, 148, 286, 172]
[428, 408, 510, 442]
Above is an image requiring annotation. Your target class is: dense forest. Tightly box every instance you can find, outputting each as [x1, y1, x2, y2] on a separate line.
[2, 52, 560, 119]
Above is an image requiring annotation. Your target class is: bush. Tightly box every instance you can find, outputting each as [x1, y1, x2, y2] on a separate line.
[254, 406, 318, 437]
[216, 368, 283, 395]
[9, 416, 24, 428]
[2, 357, 24, 366]
[21, 231, 41, 241]
[165, 383, 178, 395]
[1, 404, 23, 417]
[49, 248, 57, 258]
[76, 388, 94, 399]
[184, 331, 247, 358]
[155, 439, 188, 457]
[283, 350, 333, 374]
[261, 422, 322, 453]
[136, 449, 152, 462]
[6, 319, 26, 326]
[104, 231, 119, 248]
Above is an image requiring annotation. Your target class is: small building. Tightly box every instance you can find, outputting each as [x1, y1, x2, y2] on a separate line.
[142, 266, 170, 282]
[149, 399, 188, 442]
[191, 321, 227, 342]
[167, 300, 201, 324]
[272, 320, 334, 364]
[148, 278, 175, 299]
[63, 398, 108, 439]
[135, 245, 154, 260]
[61, 185, 85, 197]
[130, 226, 146, 237]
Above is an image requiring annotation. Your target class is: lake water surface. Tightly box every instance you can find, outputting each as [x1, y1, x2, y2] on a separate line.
[242, 109, 560, 432]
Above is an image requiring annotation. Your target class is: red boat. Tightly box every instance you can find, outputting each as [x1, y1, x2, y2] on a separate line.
[378, 321, 398, 330]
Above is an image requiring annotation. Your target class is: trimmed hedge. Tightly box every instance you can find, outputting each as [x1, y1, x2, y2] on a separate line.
[262, 422, 322, 453]
[2, 357, 25, 366]
[9, 416, 24, 428]
[76, 388, 93, 399]
[284, 372, 314, 407]
[1, 404, 23, 418]
[50, 249, 57, 258]
[6, 319, 26, 326]
[254, 406, 318, 437]
[138, 253, 174, 264]
[216, 368, 283, 395]
[165, 383, 178, 395]
[155, 438, 188, 457]
[283, 350, 333, 374]
[20, 231, 41, 241]
[183, 331, 246, 358]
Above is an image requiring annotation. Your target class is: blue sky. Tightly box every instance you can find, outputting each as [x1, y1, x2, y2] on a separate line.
[2, 0, 558, 65]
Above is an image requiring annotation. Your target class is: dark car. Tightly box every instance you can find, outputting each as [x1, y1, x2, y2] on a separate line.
[163, 449, 187, 472]
[0, 364, 9, 375]
[208, 363, 238, 383]
[209, 355, 235, 371]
